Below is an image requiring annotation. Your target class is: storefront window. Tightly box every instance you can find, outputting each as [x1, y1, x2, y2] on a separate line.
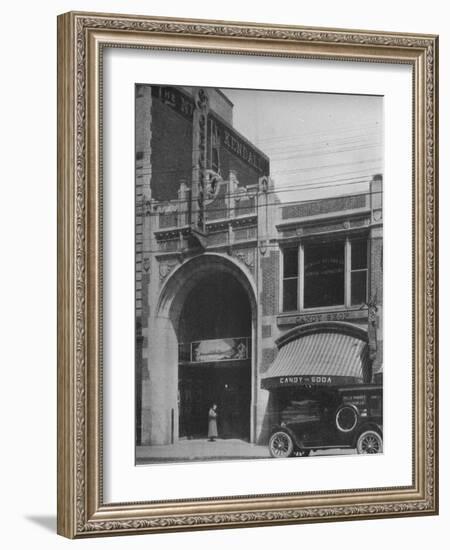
[304, 242, 345, 308]
[281, 237, 369, 312]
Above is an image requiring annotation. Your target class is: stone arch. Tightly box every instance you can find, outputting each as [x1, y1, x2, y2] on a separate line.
[142, 253, 258, 445]
[157, 253, 257, 326]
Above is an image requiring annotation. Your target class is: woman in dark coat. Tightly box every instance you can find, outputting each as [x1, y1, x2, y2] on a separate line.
[208, 403, 218, 441]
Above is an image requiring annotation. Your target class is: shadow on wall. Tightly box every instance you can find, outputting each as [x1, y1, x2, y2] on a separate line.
[257, 392, 278, 445]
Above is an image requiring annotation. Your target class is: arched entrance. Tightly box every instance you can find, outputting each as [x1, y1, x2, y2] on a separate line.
[143, 254, 257, 445]
[178, 271, 252, 439]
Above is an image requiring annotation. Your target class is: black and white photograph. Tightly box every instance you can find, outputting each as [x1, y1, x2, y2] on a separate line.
[135, 84, 383, 465]
[0, 0, 443, 544]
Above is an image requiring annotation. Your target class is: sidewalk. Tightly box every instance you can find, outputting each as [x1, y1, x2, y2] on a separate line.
[136, 438, 271, 464]
[136, 438, 357, 464]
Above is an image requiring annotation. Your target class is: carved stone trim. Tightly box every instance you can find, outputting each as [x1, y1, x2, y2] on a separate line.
[230, 216, 257, 228]
[158, 259, 179, 282]
[232, 248, 256, 275]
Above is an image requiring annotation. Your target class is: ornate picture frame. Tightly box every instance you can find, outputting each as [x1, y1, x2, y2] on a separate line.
[57, 11, 438, 538]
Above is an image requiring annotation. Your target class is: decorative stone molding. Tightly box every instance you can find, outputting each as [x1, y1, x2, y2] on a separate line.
[143, 257, 151, 273]
[158, 260, 179, 282]
[232, 248, 256, 273]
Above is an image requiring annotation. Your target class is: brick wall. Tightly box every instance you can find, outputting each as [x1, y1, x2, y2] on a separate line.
[261, 250, 279, 316]
[151, 94, 193, 201]
[370, 236, 383, 303]
[208, 113, 269, 186]
[218, 146, 264, 187]
[261, 348, 277, 373]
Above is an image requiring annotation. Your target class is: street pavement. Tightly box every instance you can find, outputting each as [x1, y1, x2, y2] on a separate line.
[136, 438, 355, 464]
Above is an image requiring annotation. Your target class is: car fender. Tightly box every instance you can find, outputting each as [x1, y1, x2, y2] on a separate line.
[270, 425, 303, 450]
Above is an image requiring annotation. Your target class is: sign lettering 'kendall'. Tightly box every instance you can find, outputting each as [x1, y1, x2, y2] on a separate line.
[209, 115, 270, 175]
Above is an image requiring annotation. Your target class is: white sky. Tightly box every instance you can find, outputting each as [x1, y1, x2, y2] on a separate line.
[222, 88, 383, 203]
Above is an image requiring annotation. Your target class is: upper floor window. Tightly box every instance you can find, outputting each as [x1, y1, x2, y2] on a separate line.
[282, 247, 299, 312]
[281, 237, 368, 312]
[304, 242, 345, 308]
[350, 239, 368, 306]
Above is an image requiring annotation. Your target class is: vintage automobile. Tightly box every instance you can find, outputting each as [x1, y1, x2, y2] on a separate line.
[268, 385, 383, 458]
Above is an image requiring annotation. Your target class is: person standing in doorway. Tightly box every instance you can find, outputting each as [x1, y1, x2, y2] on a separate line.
[208, 403, 218, 442]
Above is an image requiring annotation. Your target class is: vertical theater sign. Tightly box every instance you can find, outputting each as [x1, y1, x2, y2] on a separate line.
[135, 85, 383, 454]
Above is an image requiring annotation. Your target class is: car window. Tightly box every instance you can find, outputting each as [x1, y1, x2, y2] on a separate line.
[368, 393, 382, 416]
[281, 399, 321, 423]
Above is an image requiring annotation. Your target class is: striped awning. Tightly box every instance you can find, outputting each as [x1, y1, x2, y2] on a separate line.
[261, 330, 370, 389]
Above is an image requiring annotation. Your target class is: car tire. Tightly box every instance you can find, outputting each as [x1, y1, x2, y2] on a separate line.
[269, 431, 294, 458]
[356, 430, 383, 454]
[336, 405, 359, 433]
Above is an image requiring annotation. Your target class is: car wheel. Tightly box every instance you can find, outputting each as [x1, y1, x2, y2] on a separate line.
[336, 405, 358, 433]
[269, 431, 294, 458]
[356, 430, 383, 454]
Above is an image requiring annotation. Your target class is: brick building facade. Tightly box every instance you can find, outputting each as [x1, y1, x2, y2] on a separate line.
[135, 85, 383, 447]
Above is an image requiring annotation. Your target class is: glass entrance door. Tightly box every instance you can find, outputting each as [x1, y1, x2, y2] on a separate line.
[179, 363, 251, 440]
